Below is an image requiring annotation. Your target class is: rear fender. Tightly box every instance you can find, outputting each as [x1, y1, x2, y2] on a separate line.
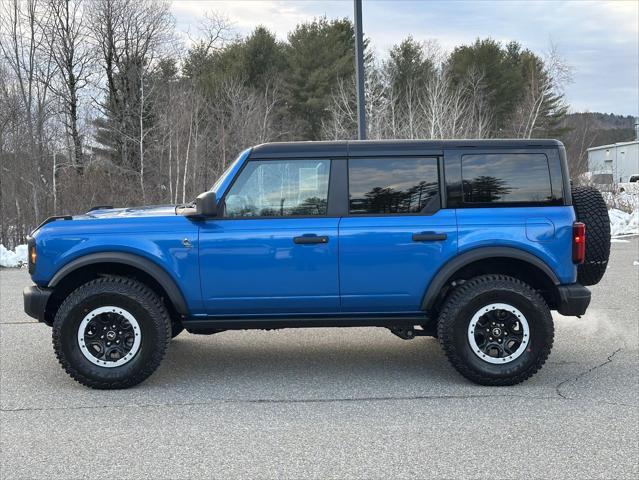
[421, 247, 559, 311]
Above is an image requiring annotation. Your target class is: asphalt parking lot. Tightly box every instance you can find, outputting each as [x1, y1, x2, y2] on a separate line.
[1, 239, 638, 479]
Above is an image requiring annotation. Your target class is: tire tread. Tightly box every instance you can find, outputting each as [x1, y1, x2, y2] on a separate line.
[571, 185, 610, 286]
[437, 274, 554, 386]
[52, 276, 171, 389]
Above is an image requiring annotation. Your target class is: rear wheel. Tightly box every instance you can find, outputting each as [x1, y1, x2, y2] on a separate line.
[52, 276, 171, 389]
[438, 275, 554, 386]
[572, 185, 610, 286]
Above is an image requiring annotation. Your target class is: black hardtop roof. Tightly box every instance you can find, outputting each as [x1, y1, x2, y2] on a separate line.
[249, 139, 564, 158]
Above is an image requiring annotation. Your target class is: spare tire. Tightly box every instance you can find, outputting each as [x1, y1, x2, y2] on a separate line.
[571, 185, 610, 286]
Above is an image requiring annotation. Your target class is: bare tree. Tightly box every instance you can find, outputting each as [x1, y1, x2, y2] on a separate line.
[195, 11, 232, 55]
[0, 0, 56, 226]
[89, 0, 173, 172]
[42, 0, 92, 173]
[511, 42, 572, 138]
[323, 65, 493, 141]
[465, 67, 493, 139]
[323, 41, 493, 142]
[562, 112, 597, 179]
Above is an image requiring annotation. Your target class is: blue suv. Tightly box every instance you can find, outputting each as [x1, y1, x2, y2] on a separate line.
[23, 140, 611, 388]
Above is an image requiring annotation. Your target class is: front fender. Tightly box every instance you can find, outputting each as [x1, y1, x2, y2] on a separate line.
[48, 251, 190, 315]
[31, 217, 202, 314]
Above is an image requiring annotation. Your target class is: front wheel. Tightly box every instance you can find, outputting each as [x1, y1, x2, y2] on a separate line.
[52, 276, 171, 389]
[437, 275, 554, 386]
[171, 320, 184, 339]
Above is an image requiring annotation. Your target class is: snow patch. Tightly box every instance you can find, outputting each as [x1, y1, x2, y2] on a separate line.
[0, 244, 28, 268]
[609, 208, 639, 237]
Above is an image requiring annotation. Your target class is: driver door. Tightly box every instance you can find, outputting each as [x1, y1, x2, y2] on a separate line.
[198, 158, 340, 315]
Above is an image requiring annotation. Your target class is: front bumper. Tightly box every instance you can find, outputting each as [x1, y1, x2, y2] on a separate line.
[556, 283, 591, 316]
[23, 285, 53, 324]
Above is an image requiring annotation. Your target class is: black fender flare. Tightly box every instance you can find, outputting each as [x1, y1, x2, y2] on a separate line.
[49, 252, 189, 315]
[421, 247, 560, 311]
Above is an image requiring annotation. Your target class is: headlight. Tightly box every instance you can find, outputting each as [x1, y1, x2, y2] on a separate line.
[27, 237, 36, 274]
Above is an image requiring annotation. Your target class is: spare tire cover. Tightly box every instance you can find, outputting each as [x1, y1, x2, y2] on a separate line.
[571, 185, 611, 286]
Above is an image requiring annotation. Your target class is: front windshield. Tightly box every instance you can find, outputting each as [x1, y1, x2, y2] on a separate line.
[211, 163, 236, 192]
[211, 149, 248, 193]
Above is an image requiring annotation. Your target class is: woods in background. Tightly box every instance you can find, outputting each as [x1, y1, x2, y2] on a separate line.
[0, 0, 635, 247]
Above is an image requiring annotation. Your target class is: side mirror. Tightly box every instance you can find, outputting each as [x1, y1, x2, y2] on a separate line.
[195, 191, 217, 217]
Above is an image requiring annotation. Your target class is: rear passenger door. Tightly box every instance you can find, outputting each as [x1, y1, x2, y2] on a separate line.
[338, 157, 458, 313]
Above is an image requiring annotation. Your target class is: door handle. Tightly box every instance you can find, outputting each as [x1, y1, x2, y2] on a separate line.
[293, 235, 329, 245]
[412, 232, 447, 242]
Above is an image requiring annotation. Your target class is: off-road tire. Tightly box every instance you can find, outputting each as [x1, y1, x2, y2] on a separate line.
[438, 275, 554, 386]
[171, 321, 184, 339]
[52, 276, 171, 389]
[571, 185, 610, 286]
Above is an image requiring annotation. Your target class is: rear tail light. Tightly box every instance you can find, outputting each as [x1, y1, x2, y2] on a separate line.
[572, 222, 586, 264]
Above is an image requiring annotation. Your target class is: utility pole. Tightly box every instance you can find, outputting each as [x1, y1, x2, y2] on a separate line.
[354, 0, 366, 140]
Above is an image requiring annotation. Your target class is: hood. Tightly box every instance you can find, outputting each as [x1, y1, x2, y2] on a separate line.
[30, 204, 190, 238]
[75, 204, 177, 220]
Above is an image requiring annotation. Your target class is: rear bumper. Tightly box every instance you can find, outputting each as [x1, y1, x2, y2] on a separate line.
[23, 285, 52, 323]
[556, 283, 591, 316]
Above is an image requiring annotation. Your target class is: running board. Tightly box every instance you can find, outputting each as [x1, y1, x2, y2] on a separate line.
[182, 315, 429, 331]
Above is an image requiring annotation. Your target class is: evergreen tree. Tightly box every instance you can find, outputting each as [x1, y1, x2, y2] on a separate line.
[285, 17, 356, 140]
[447, 38, 568, 137]
[184, 27, 285, 97]
[241, 27, 287, 90]
[385, 36, 435, 108]
[447, 38, 524, 133]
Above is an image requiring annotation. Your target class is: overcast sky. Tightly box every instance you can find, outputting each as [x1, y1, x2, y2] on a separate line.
[171, 0, 638, 116]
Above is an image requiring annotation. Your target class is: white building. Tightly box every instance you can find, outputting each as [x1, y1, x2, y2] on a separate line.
[587, 139, 639, 184]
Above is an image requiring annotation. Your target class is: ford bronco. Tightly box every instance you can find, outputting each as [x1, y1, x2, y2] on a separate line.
[23, 140, 611, 388]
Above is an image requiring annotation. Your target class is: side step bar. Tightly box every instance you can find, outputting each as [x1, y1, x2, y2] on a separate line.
[182, 315, 430, 332]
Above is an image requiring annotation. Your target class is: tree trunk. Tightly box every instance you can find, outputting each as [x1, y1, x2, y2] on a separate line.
[182, 111, 193, 203]
[139, 71, 146, 204]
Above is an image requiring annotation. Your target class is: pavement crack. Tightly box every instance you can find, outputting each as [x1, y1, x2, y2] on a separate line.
[555, 347, 623, 399]
[1, 393, 558, 413]
[4, 393, 636, 414]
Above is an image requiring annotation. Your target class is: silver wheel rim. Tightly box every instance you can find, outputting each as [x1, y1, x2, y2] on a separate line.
[467, 303, 530, 364]
[77, 306, 142, 368]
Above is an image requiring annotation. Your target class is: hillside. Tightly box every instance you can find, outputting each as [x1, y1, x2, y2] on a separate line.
[559, 112, 636, 176]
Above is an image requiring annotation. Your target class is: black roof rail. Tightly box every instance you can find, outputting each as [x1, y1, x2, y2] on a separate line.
[249, 139, 565, 159]
[88, 205, 114, 212]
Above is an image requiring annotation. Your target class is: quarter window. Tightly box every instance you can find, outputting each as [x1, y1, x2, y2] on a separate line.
[462, 153, 552, 203]
[224, 159, 330, 217]
[348, 158, 439, 214]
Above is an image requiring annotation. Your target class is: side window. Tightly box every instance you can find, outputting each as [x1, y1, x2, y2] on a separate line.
[348, 158, 439, 214]
[462, 153, 552, 203]
[224, 159, 330, 217]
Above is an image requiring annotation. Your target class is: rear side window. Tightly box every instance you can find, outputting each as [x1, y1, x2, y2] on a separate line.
[348, 158, 439, 214]
[462, 153, 552, 203]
